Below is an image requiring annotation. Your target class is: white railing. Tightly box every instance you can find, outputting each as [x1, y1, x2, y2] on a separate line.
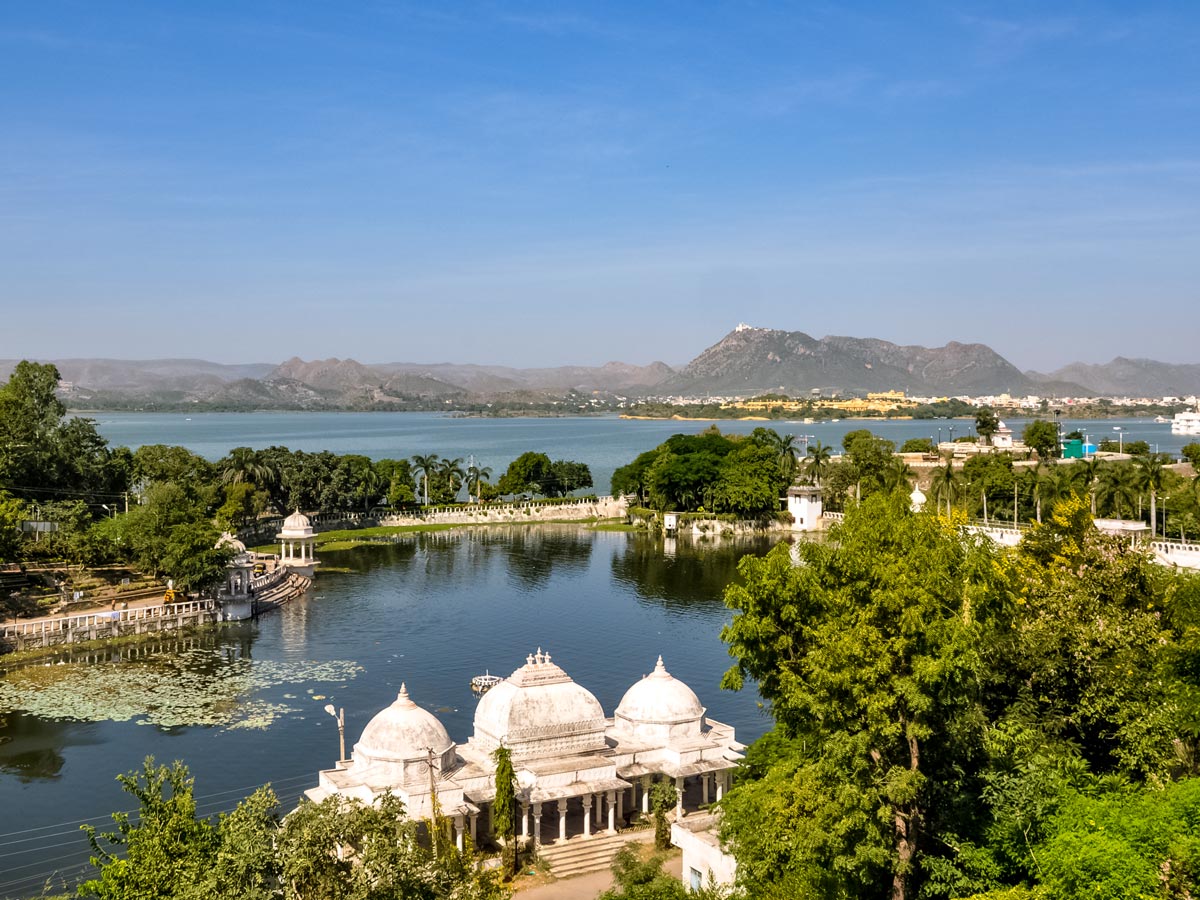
[2, 599, 217, 639]
[250, 566, 288, 593]
[822, 512, 845, 522]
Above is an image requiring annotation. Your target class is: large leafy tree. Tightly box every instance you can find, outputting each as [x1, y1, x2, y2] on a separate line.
[975, 407, 1000, 446]
[1022, 421, 1059, 459]
[720, 495, 1008, 900]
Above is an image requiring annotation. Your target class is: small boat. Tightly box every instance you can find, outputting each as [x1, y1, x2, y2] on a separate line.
[471, 671, 502, 693]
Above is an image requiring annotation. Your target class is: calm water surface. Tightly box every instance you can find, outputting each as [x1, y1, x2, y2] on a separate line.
[0, 529, 774, 897]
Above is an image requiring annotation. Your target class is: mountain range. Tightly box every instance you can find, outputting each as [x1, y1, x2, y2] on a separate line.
[3, 326, 1198, 410]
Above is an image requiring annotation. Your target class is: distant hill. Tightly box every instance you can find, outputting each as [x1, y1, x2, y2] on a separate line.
[1028, 358, 1200, 397]
[5, 333, 1198, 410]
[664, 326, 1071, 396]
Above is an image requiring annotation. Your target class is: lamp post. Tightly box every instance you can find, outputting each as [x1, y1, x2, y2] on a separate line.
[1113, 426, 1123, 453]
[323, 704, 345, 761]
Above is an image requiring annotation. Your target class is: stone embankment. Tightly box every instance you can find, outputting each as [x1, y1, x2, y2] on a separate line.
[238, 496, 628, 546]
[0, 570, 311, 655]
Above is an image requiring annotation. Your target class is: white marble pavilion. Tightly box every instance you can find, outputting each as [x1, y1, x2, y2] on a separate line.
[304, 650, 744, 850]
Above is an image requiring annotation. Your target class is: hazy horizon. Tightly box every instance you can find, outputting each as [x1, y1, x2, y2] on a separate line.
[2, 3, 1198, 370]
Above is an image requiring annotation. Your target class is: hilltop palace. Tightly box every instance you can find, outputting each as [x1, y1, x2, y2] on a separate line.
[305, 649, 743, 853]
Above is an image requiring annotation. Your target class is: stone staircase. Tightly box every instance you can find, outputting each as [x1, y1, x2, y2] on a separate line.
[537, 828, 655, 879]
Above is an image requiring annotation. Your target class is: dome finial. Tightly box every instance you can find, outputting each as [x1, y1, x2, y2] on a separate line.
[396, 682, 415, 707]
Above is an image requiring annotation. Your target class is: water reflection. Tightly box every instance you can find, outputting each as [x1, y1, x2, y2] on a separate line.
[0, 712, 105, 781]
[612, 533, 778, 611]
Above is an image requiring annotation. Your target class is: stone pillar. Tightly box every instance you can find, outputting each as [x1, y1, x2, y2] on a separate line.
[617, 787, 624, 823]
[606, 791, 616, 833]
[469, 813, 478, 843]
[675, 776, 684, 819]
[716, 771, 725, 802]
[702, 773, 710, 805]
[532, 802, 542, 852]
[582, 794, 593, 838]
[280, 540, 285, 558]
[641, 776, 651, 814]
[455, 814, 465, 852]
[521, 801, 529, 839]
[557, 799, 568, 843]
[594, 793, 603, 826]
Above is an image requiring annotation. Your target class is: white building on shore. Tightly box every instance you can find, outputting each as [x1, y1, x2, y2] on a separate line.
[305, 650, 743, 852]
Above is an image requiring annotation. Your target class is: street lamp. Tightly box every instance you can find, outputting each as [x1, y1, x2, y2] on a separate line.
[1113, 426, 1123, 453]
[323, 704, 345, 761]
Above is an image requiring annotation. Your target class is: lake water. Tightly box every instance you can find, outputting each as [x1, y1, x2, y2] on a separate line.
[0, 528, 773, 897]
[86, 411, 1192, 496]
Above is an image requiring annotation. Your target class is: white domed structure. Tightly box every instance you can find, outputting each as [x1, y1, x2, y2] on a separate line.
[276, 510, 316, 569]
[352, 683, 456, 784]
[473, 648, 607, 761]
[614, 656, 706, 742]
[281, 510, 313, 536]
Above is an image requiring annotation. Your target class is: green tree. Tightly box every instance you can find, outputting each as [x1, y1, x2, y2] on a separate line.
[900, 438, 934, 454]
[931, 461, 962, 516]
[80, 758, 219, 899]
[496, 452, 552, 497]
[649, 777, 677, 851]
[547, 459, 593, 497]
[1096, 462, 1138, 518]
[975, 407, 1000, 446]
[804, 441, 833, 487]
[467, 463, 493, 504]
[0, 491, 26, 563]
[219, 447, 277, 487]
[720, 495, 1007, 900]
[1134, 454, 1167, 536]
[711, 442, 787, 518]
[597, 844, 705, 900]
[492, 745, 518, 879]
[1182, 443, 1200, 469]
[1022, 421, 1059, 459]
[410, 453, 440, 505]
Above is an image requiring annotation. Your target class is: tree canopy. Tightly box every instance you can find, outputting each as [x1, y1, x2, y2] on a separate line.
[719, 492, 1200, 900]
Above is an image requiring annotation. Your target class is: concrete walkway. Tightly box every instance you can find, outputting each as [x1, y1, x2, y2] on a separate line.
[513, 855, 681, 899]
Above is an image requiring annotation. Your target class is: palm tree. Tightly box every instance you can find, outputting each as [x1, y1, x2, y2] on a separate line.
[1134, 455, 1166, 536]
[1097, 463, 1138, 519]
[805, 441, 833, 487]
[931, 462, 961, 517]
[466, 463, 493, 504]
[1069, 457, 1103, 515]
[437, 457, 467, 503]
[410, 453, 440, 505]
[220, 447, 276, 486]
[357, 467, 383, 512]
[882, 459, 914, 494]
[771, 433, 801, 482]
[1032, 464, 1067, 524]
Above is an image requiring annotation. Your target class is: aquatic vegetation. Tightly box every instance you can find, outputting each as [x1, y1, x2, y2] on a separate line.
[0, 649, 363, 731]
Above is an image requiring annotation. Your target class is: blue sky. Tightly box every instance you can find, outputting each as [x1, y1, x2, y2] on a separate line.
[1, 1, 1198, 371]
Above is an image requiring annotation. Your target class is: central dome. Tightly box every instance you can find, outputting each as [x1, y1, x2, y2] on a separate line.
[473, 649, 607, 761]
[353, 683, 454, 769]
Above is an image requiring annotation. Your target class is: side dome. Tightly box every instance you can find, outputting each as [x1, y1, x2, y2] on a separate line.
[353, 683, 454, 769]
[472, 649, 607, 761]
[614, 656, 705, 742]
